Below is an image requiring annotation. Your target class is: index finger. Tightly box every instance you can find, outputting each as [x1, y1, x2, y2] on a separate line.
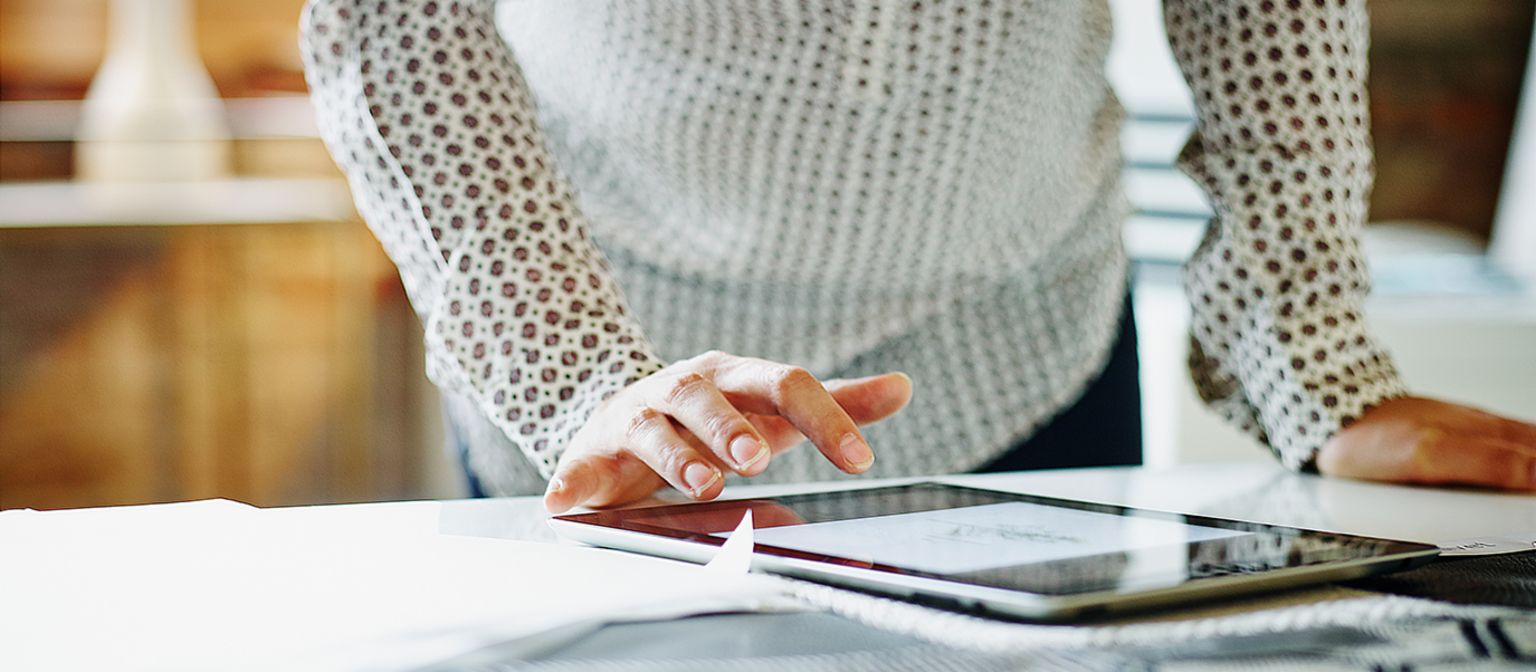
[711, 357, 874, 473]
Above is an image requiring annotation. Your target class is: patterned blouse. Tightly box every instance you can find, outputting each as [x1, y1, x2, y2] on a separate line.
[301, 0, 1406, 494]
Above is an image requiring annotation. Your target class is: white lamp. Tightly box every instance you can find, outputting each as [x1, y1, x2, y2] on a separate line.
[1490, 16, 1536, 280]
[76, 0, 231, 182]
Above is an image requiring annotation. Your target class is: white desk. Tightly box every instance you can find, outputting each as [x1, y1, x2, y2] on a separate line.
[442, 462, 1536, 554]
[5, 464, 1532, 672]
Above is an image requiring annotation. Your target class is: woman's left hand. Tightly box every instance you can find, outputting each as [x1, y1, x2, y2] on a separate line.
[1318, 396, 1536, 491]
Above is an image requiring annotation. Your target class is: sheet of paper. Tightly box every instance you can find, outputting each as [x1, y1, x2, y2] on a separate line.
[0, 499, 790, 672]
[705, 510, 755, 575]
[719, 502, 1249, 574]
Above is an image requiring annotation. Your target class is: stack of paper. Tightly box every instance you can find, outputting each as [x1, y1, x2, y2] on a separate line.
[0, 500, 785, 671]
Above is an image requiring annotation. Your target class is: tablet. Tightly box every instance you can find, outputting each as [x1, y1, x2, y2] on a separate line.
[550, 482, 1439, 620]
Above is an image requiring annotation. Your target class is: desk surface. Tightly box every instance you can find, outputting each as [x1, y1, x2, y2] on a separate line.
[8, 463, 1532, 671]
[429, 463, 1536, 669]
[437, 462, 1536, 554]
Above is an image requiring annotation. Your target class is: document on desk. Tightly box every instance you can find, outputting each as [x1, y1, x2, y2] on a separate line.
[0, 500, 789, 672]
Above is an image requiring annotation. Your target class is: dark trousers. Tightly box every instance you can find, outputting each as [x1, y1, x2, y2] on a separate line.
[974, 293, 1144, 472]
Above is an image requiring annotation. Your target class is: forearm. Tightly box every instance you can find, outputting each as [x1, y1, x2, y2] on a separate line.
[1164, 0, 1407, 468]
[301, 0, 666, 477]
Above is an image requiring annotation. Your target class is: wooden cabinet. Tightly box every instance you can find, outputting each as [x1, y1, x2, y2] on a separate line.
[0, 182, 451, 509]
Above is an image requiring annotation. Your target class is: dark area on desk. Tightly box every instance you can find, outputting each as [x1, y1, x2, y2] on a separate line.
[1348, 551, 1536, 609]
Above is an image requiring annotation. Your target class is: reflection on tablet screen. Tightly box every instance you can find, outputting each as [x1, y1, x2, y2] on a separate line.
[711, 502, 1251, 574]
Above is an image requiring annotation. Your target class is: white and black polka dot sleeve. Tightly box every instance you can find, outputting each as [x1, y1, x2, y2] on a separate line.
[1164, 0, 1408, 469]
[301, 0, 665, 478]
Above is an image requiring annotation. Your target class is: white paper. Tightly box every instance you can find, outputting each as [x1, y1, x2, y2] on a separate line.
[705, 510, 755, 575]
[0, 499, 789, 672]
[720, 502, 1249, 574]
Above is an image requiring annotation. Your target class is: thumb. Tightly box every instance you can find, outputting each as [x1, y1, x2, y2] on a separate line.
[823, 372, 913, 425]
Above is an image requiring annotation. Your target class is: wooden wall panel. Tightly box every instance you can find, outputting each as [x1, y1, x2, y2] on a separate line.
[0, 222, 436, 510]
[1369, 0, 1536, 240]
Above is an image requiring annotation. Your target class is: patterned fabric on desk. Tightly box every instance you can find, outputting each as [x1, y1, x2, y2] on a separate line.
[1353, 553, 1536, 610]
[441, 581, 1533, 671]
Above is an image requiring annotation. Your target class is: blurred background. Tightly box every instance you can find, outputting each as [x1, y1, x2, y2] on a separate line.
[0, 0, 1532, 510]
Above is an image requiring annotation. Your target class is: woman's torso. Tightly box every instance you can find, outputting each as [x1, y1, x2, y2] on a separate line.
[462, 0, 1133, 488]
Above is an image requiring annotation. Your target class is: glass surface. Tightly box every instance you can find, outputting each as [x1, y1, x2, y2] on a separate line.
[560, 483, 1433, 596]
[720, 502, 1250, 574]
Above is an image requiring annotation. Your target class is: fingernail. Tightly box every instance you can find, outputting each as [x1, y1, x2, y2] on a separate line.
[548, 477, 566, 494]
[730, 435, 770, 470]
[683, 461, 721, 497]
[840, 433, 874, 471]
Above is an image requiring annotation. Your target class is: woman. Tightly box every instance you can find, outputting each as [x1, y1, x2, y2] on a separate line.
[301, 0, 1536, 510]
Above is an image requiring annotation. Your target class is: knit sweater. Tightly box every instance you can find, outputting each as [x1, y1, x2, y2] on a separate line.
[302, 0, 1406, 495]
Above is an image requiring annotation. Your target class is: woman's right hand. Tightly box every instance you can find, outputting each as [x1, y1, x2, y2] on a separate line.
[542, 350, 913, 513]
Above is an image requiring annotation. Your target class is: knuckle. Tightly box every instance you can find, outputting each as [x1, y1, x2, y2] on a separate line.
[702, 413, 744, 443]
[663, 372, 713, 407]
[773, 366, 818, 401]
[626, 407, 666, 440]
[654, 442, 691, 479]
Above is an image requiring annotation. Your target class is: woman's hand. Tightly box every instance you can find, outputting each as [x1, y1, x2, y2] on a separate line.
[543, 351, 913, 513]
[1318, 397, 1536, 491]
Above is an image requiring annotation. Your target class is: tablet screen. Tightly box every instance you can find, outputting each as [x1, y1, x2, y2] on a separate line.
[559, 483, 1427, 596]
[726, 501, 1249, 574]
